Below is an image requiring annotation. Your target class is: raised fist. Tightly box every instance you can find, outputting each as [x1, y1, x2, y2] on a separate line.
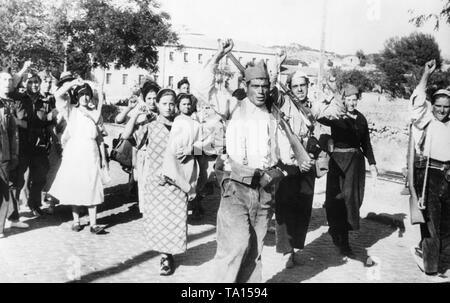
[424, 59, 437, 75]
[218, 38, 234, 55]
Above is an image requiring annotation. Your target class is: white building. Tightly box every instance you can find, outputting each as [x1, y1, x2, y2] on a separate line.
[92, 33, 277, 103]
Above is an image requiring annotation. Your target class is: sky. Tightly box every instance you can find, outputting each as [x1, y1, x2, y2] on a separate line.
[159, 0, 450, 58]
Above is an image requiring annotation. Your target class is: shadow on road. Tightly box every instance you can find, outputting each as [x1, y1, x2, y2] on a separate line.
[7, 183, 133, 237]
[264, 207, 329, 247]
[266, 208, 401, 283]
[69, 227, 218, 282]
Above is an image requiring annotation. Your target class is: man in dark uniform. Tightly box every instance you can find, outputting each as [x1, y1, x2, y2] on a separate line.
[0, 70, 19, 237]
[274, 70, 342, 267]
[10, 72, 55, 217]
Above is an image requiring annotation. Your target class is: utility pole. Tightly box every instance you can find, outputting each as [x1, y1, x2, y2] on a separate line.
[63, 36, 72, 72]
[318, 0, 328, 91]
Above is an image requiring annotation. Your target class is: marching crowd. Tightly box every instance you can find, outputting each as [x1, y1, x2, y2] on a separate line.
[0, 39, 449, 282]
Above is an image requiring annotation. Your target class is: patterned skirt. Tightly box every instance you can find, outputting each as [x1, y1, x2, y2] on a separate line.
[140, 170, 188, 255]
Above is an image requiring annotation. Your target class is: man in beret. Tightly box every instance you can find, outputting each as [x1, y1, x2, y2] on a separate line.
[195, 39, 288, 283]
[410, 59, 450, 279]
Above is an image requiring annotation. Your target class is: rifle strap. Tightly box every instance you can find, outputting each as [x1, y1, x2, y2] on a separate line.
[420, 127, 432, 208]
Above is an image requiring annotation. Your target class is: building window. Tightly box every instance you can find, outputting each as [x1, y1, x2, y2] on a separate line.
[198, 54, 203, 64]
[138, 75, 144, 85]
[122, 74, 128, 85]
[106, 73, 112, 85]
[169, 52, 174, 61]
[168, 76, 174, 88]
[184, 52, 188, 62]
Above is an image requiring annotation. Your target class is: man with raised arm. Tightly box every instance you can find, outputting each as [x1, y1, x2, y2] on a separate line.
[410, 59, 450, 278]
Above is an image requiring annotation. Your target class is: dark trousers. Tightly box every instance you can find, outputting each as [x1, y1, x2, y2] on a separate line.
[214, 179, 274, 283]
[275, 172, 315, 253]
[325, 159, 351, 238]
[9, 151, 49, 219]
[416, 168, 450, 274]
[0, 162, 10, 234]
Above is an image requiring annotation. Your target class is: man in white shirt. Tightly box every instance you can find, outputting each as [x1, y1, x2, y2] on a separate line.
[196, 39, 290, 283]
[410, 59, 450, 277]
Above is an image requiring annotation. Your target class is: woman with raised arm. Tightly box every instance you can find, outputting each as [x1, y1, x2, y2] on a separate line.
[122, 88, 193, 276]
[49, 80, 107, 234]
[317, 84, 378, 257]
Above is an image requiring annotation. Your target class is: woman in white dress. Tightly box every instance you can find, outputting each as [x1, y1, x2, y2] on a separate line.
[50, 80, 107, 234]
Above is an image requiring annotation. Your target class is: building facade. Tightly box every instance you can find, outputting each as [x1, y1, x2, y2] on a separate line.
[92, 33, 277, 103]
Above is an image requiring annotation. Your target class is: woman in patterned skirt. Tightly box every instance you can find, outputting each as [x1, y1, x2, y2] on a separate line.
[122, 88, 195, 276]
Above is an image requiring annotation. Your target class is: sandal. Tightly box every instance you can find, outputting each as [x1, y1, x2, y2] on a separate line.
[90, 225, 107, 234]
[160, 254, 175, 276]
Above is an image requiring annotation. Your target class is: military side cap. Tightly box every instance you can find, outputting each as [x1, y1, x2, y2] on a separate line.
[244, 60, 269, 82]
[342, 84, 360, 97]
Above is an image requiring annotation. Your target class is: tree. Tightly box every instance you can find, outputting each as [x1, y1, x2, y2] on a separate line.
[356, 49, 367, 67]
[375, 32, 442, 98]
[0, 0, 177, 79]
[409, 0, 450, 30]
[54, 0, 177, 77]
[0, 0, 63, 72]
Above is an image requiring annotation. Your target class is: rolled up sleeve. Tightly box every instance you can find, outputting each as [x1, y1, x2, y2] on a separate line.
[410, 88, 433, 130]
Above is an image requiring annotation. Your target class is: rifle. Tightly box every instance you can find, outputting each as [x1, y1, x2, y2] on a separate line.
[226, 53, 311, 166]
[407, 122, 425, 224]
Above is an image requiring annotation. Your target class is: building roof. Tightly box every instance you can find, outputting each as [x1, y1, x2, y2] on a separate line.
[281, 65, 318, 77]
[166, 33, 277, 56]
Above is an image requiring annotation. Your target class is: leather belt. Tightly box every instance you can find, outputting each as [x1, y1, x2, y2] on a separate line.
[428, 158, 450, 182]
[333, 147, 359, 153]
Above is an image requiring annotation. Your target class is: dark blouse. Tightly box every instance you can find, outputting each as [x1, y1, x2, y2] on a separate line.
[318, 110, 376, 165]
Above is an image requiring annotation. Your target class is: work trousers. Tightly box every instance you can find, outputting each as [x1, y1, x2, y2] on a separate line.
[214, 179, 274, 283]
[10, 150, 49, 219]
[416, 168, 450, 274]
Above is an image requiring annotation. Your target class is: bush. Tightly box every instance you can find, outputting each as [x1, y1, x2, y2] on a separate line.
[330, 67, 374, 93]
[101, 104, 120, 123]
[375, 32, 442, 98]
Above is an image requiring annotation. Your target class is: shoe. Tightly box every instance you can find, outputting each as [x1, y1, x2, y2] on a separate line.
[71, 223, 83, 232]
[160, 254, 175, 276]
[90, 225, 107, 234]
[284, 252, 296, 269]
[9, 221, 29, 229]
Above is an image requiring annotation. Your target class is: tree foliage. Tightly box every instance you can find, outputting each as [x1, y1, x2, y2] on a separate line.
[329, 67, 374, 93]
[0, 0, 177, 77]
[409, 0, 450, 30]
[374, 32, 442, 98]
[0, 0, 62, 72]
[55, 0, 177, 76]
